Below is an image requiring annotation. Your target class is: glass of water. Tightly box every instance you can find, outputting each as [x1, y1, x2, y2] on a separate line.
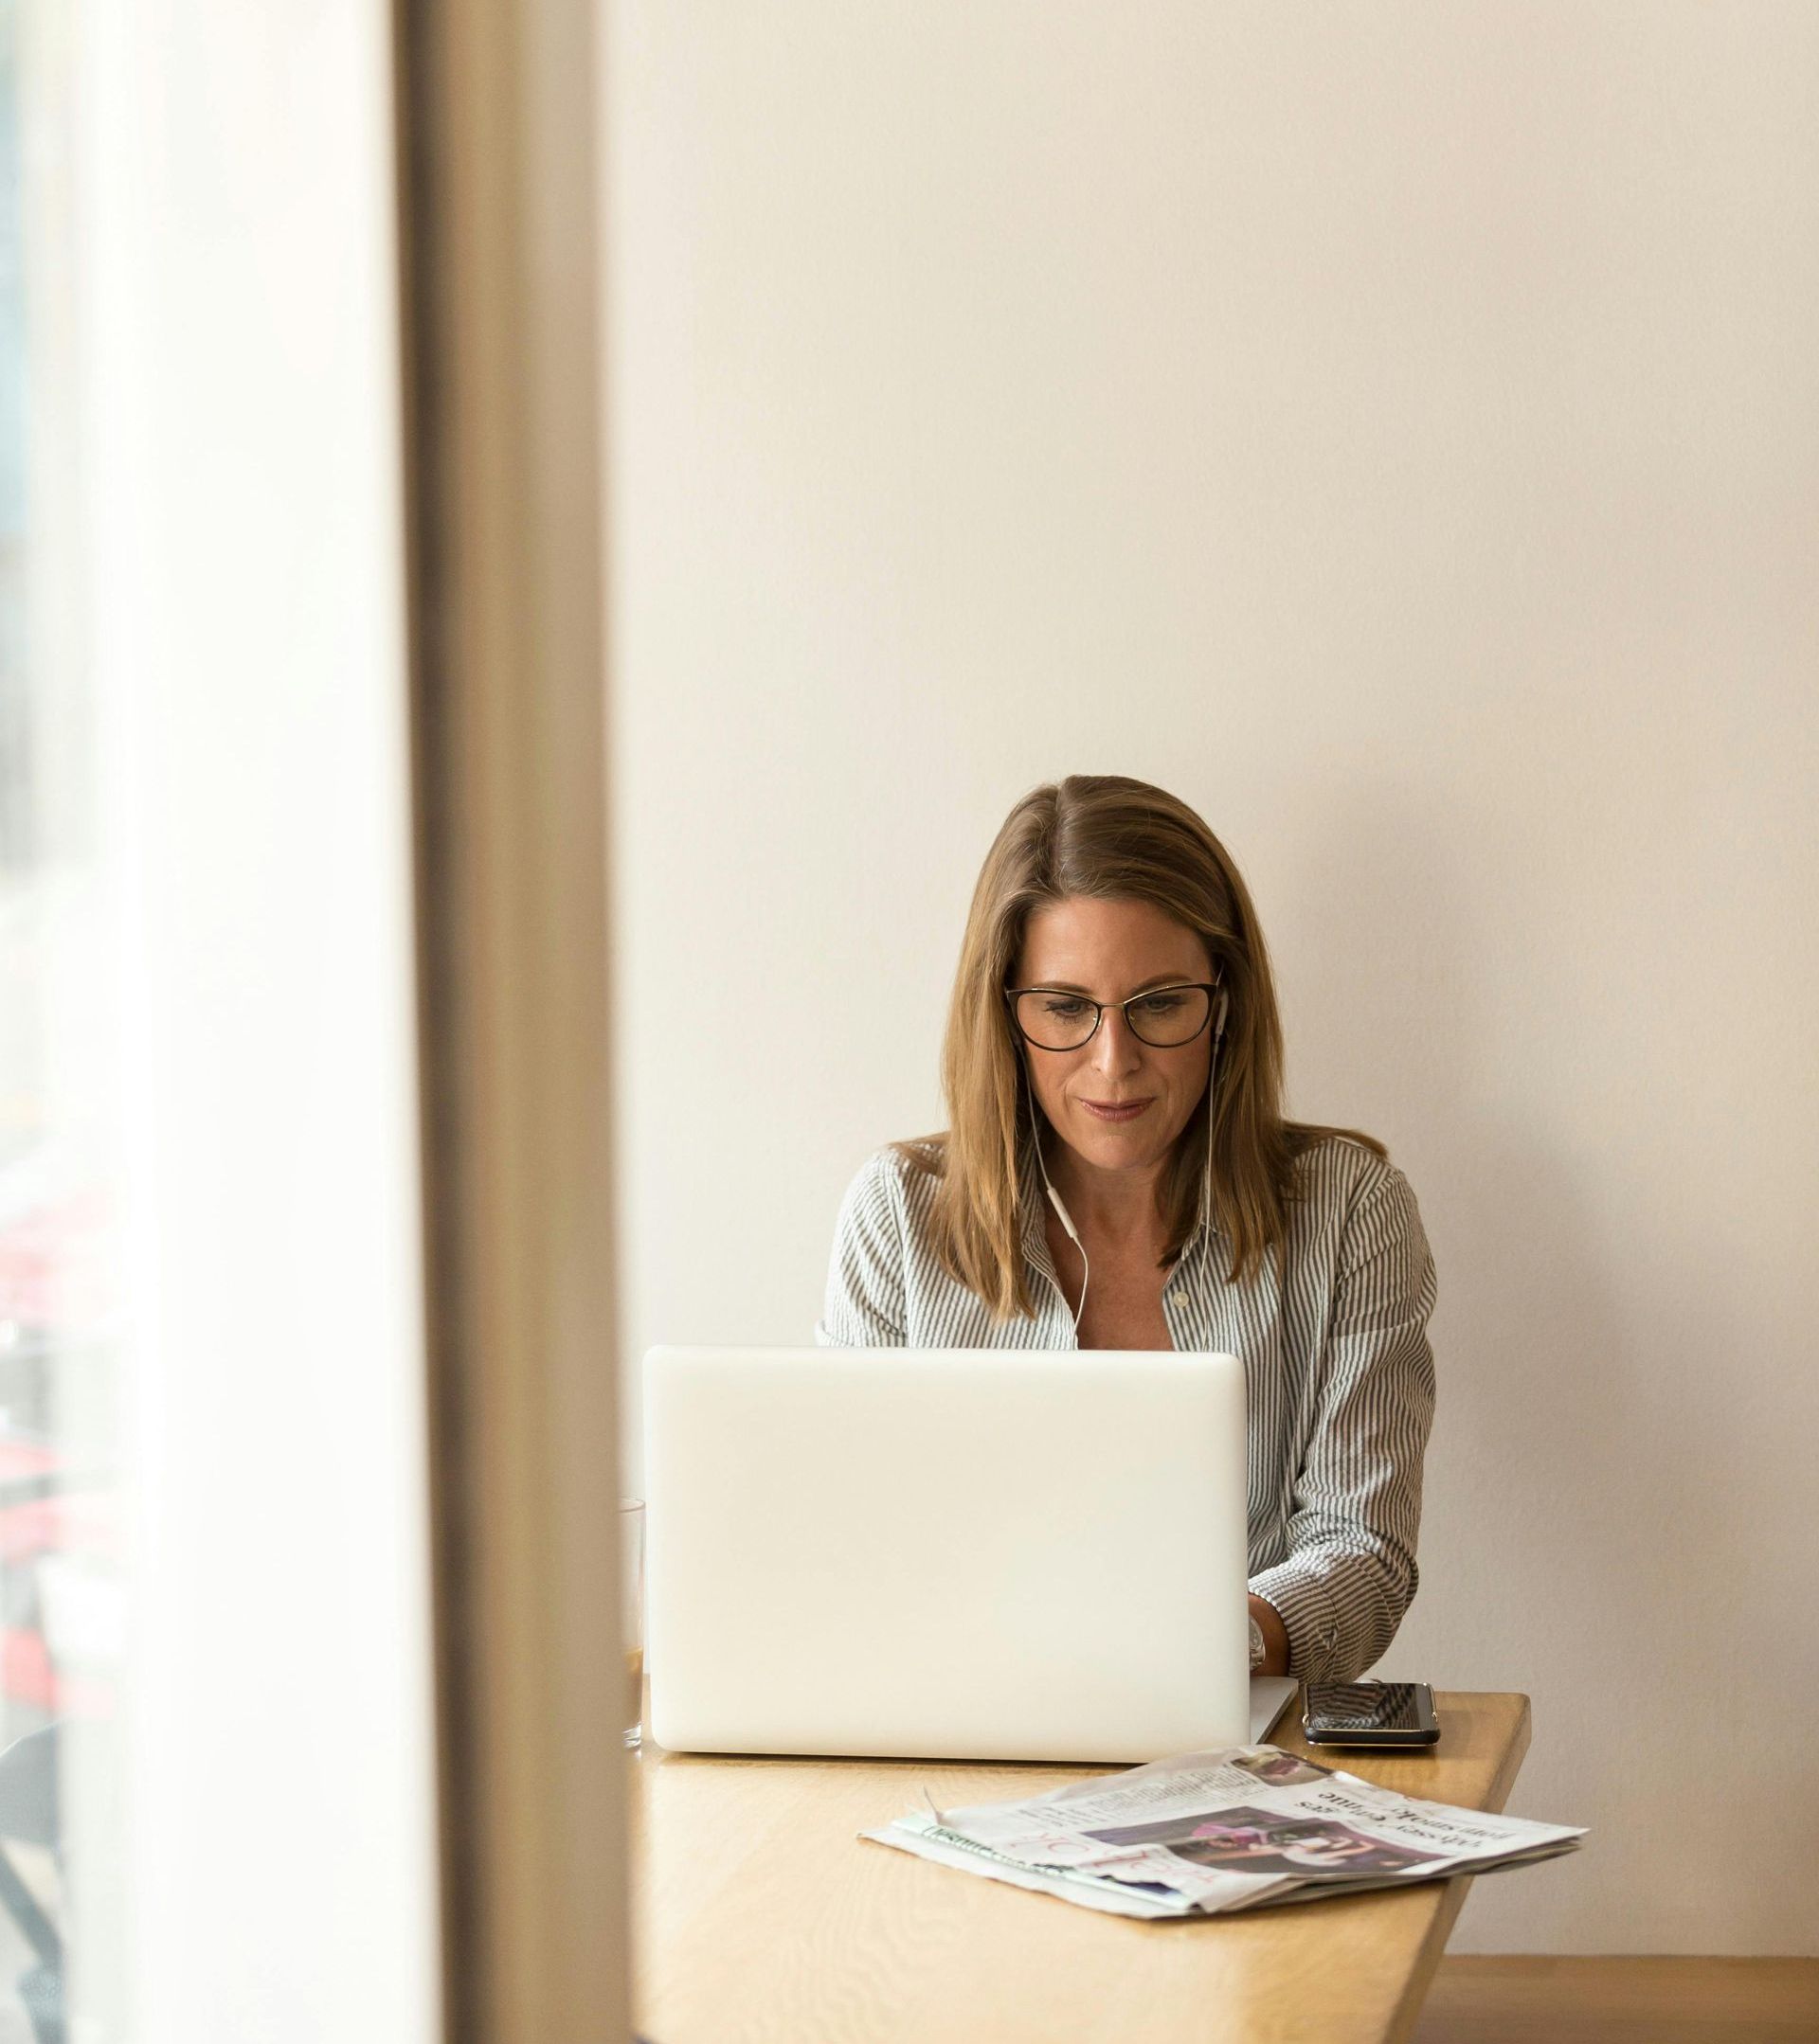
[621, 1498, 645, 1748]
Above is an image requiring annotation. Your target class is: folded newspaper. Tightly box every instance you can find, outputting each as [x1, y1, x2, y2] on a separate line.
[861, 1746, 1586, 1919]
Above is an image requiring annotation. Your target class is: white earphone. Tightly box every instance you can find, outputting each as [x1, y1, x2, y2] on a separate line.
[1022, 1058, 1090, 1328]
[1198, 989, 1229, 1240]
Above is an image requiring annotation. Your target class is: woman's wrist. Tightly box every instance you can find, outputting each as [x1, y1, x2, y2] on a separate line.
[1248, 1593, 1290, 1678]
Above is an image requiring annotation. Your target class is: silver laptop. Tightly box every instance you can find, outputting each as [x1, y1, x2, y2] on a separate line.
[643, 1344, 1271, 1764]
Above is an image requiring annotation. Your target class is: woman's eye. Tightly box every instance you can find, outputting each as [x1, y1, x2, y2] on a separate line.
[1041, 997, 1090, 1017]
[1136, 994, 1185, 1015]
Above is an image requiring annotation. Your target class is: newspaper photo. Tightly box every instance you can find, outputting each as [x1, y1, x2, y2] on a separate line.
[862, 1745, 1586, 1919]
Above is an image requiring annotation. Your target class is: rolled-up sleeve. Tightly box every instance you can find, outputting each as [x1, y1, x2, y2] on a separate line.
[1249, 1166, 1437, 1685]
[814, 1153, 910, 1348]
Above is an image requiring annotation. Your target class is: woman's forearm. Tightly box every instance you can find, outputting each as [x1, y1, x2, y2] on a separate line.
[1249, 1593, 1290, 1677]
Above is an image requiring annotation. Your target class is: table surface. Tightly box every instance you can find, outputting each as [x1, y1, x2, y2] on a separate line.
[630, 1690, 1532, 2044]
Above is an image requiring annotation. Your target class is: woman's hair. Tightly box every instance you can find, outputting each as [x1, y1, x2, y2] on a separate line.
[895, 774, 1385, 1321]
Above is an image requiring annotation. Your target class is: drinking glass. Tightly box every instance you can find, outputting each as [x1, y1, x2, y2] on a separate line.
[621, 1498, 645, 1748]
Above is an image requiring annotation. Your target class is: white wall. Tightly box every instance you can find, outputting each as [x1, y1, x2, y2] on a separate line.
[603, 2, 1819, 1954]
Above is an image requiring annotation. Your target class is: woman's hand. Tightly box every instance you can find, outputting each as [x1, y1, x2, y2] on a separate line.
[1249, 1594, 1290, 1677]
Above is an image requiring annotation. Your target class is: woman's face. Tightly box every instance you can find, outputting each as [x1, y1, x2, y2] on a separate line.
[1011, 895, 1216, 1182]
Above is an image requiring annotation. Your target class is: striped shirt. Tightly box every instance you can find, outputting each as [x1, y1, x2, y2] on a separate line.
[815, 1133, 1438, 1687]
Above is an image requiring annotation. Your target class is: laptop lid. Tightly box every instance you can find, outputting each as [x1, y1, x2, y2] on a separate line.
[643, 1344, 1252, 1764]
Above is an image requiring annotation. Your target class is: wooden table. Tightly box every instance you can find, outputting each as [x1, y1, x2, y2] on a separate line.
[631, 1691, 1531, 2044]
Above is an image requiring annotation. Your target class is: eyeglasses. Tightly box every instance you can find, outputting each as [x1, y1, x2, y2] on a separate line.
[1003, 981, 1221, 1052]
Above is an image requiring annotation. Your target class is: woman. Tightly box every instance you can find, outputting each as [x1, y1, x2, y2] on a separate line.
[815, 774, 1437, 1689]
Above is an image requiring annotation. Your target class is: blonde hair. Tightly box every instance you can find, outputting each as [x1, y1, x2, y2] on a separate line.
[895, 774, 1385, 1321]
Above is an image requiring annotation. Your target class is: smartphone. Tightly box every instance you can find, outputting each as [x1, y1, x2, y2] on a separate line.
[1302, 1680, 1439, 1748]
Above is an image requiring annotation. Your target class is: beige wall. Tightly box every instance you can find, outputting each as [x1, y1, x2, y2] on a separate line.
[602, 3, 1819, 1954]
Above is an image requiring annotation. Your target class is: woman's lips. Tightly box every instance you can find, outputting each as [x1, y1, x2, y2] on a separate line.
[1078, 1098, 1154, 1122]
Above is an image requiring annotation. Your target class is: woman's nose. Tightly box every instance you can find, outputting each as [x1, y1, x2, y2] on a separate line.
[1089, 1008, 1144, 1071]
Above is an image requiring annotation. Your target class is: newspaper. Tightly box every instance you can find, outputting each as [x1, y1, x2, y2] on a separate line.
[861, 1745, 1585, 1919]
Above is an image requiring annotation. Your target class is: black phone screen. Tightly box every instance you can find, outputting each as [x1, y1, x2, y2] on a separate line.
[1305, 1682, 1434, 1732]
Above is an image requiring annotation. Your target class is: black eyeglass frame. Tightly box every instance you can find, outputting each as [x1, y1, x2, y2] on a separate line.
[1001, 979, 1224, 1052]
